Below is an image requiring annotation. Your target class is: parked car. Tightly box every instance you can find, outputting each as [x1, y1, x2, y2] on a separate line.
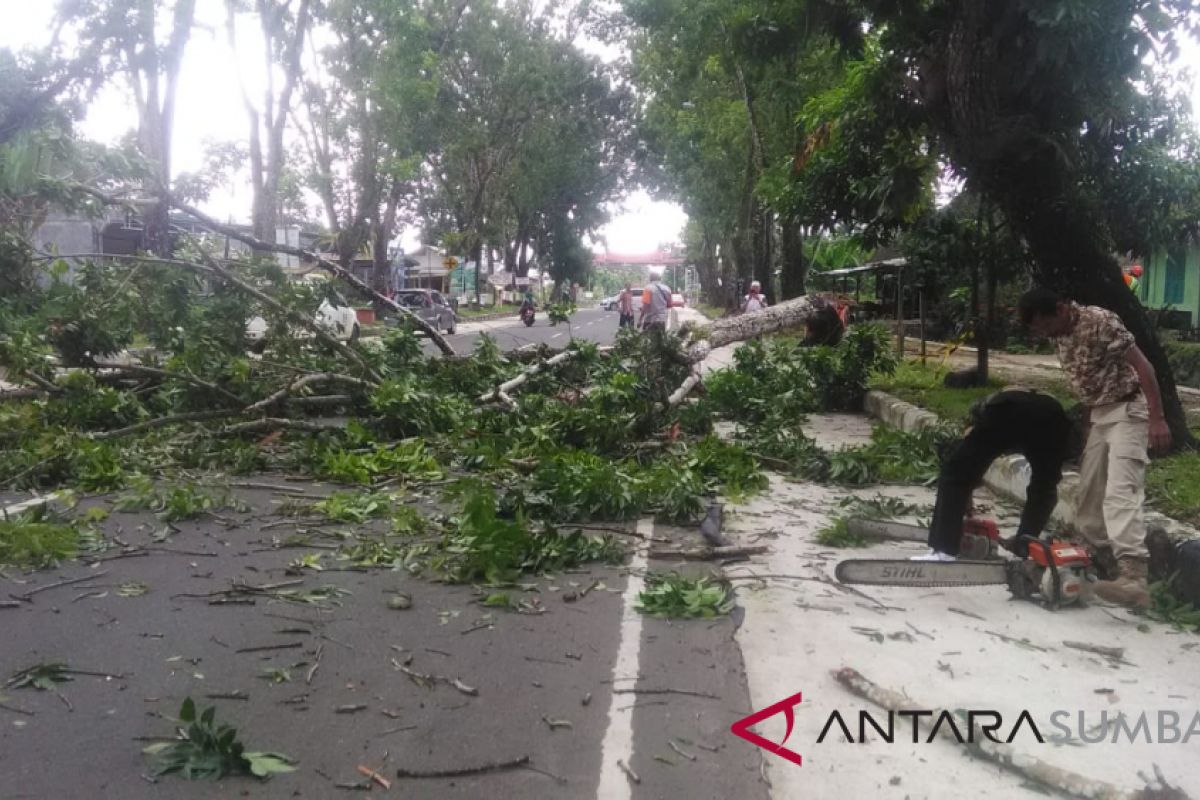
[389, 289, 458, 335]
[246, 289, 359, 352]
[671, 293, 685, 308]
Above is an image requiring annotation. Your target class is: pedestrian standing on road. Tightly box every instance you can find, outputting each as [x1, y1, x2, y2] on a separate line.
[741, 281, 768, 314]
[618, 282, 635, 328]
[1018, 287, 1172, 609]
[638, 268, 672, 336]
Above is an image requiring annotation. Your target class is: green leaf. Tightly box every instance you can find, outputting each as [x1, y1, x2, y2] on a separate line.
[245, 752, 297, 777]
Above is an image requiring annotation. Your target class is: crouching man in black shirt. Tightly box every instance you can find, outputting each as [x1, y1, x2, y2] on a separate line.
[915, 390, 1075, 561]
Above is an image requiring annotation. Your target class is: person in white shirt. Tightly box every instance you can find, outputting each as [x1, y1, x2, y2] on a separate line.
[741, 280, 768, 313]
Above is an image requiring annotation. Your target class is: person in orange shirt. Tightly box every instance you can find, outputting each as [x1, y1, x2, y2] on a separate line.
[617, 282, 635, 328]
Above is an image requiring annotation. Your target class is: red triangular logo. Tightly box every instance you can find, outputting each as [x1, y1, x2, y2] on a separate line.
[730, 692, 804, 767]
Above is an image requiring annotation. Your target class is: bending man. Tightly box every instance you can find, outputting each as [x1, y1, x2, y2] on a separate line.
[916, 389, 1073, 561]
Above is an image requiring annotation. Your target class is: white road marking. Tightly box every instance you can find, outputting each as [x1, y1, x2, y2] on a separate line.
[552, 333, 564, 339]
[596, 520, 650, 799]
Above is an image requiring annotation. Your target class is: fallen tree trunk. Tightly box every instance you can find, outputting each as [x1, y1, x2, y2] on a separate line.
[680, 296, 818, 364]
[832, 667, 1189, 800]
[164, 194, 457, 357]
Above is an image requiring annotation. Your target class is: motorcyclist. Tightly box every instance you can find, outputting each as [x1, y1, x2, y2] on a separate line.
[519, 290, 536, 313]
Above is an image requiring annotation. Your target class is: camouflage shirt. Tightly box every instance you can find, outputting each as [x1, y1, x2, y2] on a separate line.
[1054, 303, 1141, 407]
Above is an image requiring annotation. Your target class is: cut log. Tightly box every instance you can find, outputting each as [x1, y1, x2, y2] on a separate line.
[832, 667, 1190, 800]
[680, 296, 818, 363]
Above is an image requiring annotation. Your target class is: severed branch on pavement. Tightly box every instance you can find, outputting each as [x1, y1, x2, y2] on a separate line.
[832, 667, 1191, 800]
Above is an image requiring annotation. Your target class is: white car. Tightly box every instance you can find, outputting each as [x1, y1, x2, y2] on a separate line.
[246, 290, 360, 351]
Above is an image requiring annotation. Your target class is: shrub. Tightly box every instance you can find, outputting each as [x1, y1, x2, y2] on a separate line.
[1165, 340, 1200, 390]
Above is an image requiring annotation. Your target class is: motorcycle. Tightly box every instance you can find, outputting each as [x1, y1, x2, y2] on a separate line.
[520, 305, 535, 327]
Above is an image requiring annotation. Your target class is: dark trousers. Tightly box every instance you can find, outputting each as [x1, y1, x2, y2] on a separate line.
[928, 425, 1065, 556]
[618, 312, 634, 328]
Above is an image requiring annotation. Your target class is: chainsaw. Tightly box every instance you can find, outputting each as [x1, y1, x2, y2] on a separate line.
[835, 525, 1094, 608]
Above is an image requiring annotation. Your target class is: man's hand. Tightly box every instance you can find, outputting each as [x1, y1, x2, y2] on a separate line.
[1149, 416, 1172, 453]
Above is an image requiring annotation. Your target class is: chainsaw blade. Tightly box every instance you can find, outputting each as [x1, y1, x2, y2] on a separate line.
[835, 559, 1008, 588]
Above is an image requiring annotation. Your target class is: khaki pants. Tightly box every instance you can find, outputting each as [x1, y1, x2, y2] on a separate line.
[1075, 396, 1149, 560]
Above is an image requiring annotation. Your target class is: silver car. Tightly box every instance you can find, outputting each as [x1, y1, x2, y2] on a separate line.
[392, 289, 458, 335]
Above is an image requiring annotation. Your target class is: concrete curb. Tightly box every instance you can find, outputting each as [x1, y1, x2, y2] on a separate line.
[864, 389, 1198, 540]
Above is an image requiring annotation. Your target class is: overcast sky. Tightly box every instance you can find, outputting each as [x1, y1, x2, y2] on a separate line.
[3, 2, 1197, 256]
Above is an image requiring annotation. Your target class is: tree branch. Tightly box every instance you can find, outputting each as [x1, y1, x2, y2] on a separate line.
[163, 194, 457, 356]
[247, 372, 373, 412]
[188, 242, 384, 383]
[92, 361, 244, 407]
[35, 243, 383, 382]
[90, 410, 243, 440]
[477, 350, 579, 404]
[219, 417, 338, 436]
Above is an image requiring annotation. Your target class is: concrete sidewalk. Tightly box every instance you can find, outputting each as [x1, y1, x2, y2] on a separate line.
[721, 413, 1200, 800]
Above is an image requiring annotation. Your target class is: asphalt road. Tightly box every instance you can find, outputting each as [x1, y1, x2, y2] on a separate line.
[427, 306, 624, 355]
[0, 486, 768, 800]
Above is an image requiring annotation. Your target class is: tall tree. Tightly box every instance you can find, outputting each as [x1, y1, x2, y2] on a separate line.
[798, 0, 1200, 445]
[621, 0, 858, 304]
[296, 0, 466, 290]
[225, 0, 313, 242]
[61, 0, 199, 257]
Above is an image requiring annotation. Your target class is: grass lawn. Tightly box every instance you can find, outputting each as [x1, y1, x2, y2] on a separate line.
[1148, 449, 1200, 526]
[870, 360, 1005, 424]
[455, 305, 509, 319]
[871, 358, 1077, 424]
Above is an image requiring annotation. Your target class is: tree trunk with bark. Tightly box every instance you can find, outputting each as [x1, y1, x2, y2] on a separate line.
[926, 0, 1194, 446]
[754, 204, 774, 305]
[780, 214, 806, 300]
[694, 230, 720, 307]
[680, 294, 818, 364]
[230, 0, 312, 242]
[127, 0, 197, 258]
